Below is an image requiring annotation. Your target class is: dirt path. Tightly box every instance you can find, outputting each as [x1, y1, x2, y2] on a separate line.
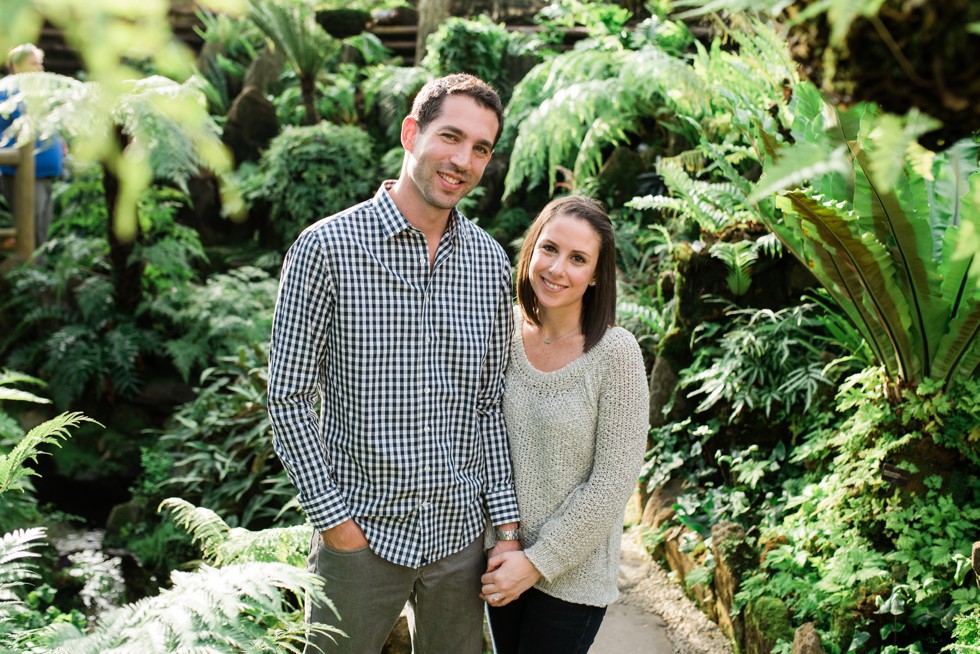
[590, 528, 734, 654]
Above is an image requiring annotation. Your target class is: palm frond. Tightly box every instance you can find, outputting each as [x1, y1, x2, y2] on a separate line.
[247, 0, 338, 77]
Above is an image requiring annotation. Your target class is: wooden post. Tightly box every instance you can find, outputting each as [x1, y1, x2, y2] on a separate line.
[0, 143, 35, 259]
[13, 143, 35, 259]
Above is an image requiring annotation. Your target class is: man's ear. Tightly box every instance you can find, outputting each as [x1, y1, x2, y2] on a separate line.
[401, 116, 419, 152]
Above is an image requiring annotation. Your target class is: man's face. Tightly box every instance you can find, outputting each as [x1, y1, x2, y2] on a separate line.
[401, 94, 498, 212]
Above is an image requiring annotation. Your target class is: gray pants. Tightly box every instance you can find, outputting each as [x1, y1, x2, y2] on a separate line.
[305, 533, 485, 654]
[0, 175, 54, 248]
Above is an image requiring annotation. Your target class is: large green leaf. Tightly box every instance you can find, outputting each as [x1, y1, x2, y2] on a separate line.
[777, 190, 916, 380]
[772, 195, 899, 373]
[853, 147, 948, 377]
[932, 172, 980, 382]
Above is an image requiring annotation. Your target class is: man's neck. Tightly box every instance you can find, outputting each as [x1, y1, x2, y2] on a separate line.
[387, 179, 452, 240]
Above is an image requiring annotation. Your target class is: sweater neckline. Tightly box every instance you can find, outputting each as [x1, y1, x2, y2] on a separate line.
[515, 314, 603, 379]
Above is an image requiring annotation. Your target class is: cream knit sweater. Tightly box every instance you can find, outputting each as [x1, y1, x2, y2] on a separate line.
[499, 312, 649, 607]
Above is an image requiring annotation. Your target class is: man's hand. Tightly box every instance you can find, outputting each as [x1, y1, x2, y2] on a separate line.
[488, 520, 521, 560]
[320, 519, 368, 551]
[488, 538, 522, 560]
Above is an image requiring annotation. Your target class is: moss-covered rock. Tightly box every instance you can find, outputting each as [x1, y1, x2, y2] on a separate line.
[744, 595, 795, 654]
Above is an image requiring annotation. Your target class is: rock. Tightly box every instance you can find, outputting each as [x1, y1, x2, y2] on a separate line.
[973, 541, 980, 588]
[791, 622, 824, 654]
[243, 46, 285, 96]
[711, 521, 754, 644]
[648, 355, 678, 429]
[105, 500, 144, 539]
[641, 476, 685, 532]
[222, 86, 279, 166]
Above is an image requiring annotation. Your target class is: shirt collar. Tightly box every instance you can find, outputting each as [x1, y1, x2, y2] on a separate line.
[374, 181, 467, 245]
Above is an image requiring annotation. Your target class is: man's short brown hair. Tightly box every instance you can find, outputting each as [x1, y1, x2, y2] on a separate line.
[409, 73, 504, 147]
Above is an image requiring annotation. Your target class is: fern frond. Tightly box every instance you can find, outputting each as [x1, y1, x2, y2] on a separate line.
[73, 277, 115, 324]
[711, 240, 759, 296]
[501, 48, 628, 149]
[0, 370, 50, 405]
[216, 525, 312, 569]
[47, 562, 343, 654]
[113, 76, 229, 189]
[0, 413, 94, 496]
[159, 498, 231, 562]
[359, 65, 431, 147]
[755, 232, 783, 258]
[0, 527, 46, 598]
[649, 161, 753, 232]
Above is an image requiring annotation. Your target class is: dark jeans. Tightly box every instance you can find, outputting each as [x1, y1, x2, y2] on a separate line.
[486, 587, 607, 654]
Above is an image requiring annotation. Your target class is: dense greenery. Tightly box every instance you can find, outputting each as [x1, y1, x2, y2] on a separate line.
[0, 0, 977, 652]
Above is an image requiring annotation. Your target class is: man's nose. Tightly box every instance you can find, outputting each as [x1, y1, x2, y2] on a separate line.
[449, 144, 471, 170]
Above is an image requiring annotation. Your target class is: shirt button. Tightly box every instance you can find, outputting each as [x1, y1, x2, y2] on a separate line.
[424, 387, 430, 394]
[425, 337, 431, 344]
[424, 426, 430, 433]
[421, 501, 429, 510]
[424, 465, 431, 472]
[419, 257, 426, 265]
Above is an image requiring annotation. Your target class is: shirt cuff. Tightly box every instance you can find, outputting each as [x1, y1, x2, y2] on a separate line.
[486, 486, 520, 526]
[301, 490, 353, 533]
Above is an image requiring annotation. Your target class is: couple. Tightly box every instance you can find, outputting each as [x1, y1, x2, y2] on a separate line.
[268, 73, 649, 654]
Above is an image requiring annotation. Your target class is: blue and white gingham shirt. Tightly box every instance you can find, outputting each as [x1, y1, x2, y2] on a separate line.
[268, 182, 520, 568]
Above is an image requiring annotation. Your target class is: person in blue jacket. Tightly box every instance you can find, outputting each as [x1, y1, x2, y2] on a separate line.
[0, 43, 65, 248]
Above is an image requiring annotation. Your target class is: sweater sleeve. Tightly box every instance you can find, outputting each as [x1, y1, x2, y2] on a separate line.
[524, 330, 650, 583]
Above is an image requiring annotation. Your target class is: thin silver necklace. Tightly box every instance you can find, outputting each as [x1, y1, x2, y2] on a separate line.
[541, 326, 580, 345]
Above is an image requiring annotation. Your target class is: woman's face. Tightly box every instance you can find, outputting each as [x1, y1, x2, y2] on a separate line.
[528, 213, 601, 315]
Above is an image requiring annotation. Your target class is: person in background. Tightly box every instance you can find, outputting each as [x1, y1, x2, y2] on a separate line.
[480, 195, 650, 654]
[268, 73, 520, 653]
[0, 43, 65, 248]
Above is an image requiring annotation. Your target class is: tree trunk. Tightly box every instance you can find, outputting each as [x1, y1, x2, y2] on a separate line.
[415, 0, 451, 65]
[103, 131, 143, 314]
[300, 75, 319, 126]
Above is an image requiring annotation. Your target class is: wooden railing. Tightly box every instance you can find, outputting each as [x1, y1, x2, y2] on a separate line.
[0, 145, 36, 259]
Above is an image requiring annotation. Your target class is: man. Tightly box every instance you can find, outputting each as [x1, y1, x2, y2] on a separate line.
[0, 43, 65, 249]
[268, 73, 521, 653]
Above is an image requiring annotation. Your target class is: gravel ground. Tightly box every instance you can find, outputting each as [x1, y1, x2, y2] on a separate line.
[614, 528, 734, 654]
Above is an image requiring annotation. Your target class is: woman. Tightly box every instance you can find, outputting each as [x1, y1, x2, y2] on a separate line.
[480, 195, 649, 653]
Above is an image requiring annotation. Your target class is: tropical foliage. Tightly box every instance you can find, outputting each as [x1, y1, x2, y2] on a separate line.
[752, 83, 980, 395]
[1, 0, 978, 652]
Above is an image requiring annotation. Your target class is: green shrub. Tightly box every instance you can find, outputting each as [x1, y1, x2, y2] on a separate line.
[420, 15, 538, 107]
[155, 342, 299, 529]
[361, 65, 432, 151]
[258, 122, 378, 247]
